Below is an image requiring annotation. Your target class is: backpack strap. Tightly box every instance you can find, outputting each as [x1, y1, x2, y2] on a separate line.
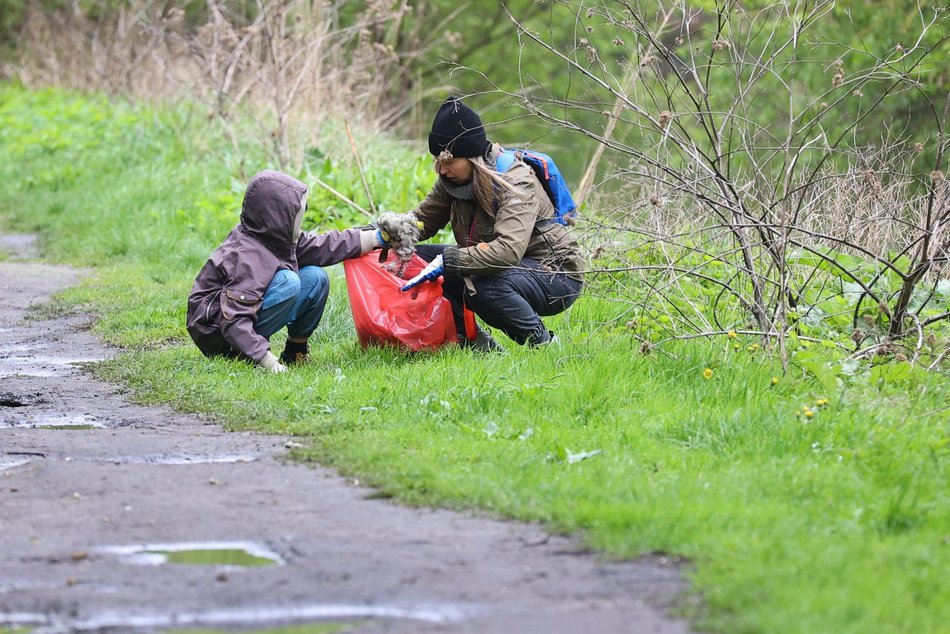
[495, 150, 517, 174]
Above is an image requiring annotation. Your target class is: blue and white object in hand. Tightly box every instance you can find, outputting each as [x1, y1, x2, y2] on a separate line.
[400, 254, 444, 292]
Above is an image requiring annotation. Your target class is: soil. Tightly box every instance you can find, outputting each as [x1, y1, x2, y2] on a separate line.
[0, 233, 691, 634]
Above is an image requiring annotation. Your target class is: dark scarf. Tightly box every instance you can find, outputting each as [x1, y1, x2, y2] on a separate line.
[440, 148, 496, 201]
[440, 177, 475, 200]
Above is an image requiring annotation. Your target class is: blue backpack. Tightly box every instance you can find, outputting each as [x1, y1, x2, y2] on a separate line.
[495, 148, 577, 226]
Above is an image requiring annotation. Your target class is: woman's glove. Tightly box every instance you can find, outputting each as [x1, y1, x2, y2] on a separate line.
[400, 254, 444, 291]
[376, 213, 424, 250]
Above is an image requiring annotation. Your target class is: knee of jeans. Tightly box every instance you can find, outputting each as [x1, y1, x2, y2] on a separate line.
[471, 273, 516, 303]
[299, 266, 329, 299]
[264, 270, 301, 307]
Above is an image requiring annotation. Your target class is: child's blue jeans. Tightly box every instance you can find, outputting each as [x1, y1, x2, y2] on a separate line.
[254, 266, 330, 340]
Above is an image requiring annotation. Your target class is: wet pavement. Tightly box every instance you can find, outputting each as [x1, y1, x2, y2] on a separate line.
[0, 233, 691, 634]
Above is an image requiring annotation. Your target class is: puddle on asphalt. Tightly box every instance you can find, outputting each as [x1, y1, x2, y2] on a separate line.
[97, 542, 285, 568]
[0, 414, 106, 430]
[152, 549, 275, 567]
[0, 615, 38, 633]
[0, 392, 45, 408]
[169, 622, 354, 633]
[0, 354, 106, 378]
[104, 453, 259, 466]
[0, 453, 259, 468]
[0, 457, 35, 471]
[0, 342, 50, 354]
[3, 602, 473, 632]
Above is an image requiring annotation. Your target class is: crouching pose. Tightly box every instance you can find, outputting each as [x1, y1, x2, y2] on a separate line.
[187, 170, 381, 372]
[391, 97, 585, 351]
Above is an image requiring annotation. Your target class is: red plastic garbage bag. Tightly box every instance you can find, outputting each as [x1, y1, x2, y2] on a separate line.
[343, 251, 457, 352]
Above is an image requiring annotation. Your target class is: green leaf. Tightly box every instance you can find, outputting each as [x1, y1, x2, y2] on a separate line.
[840, 358, 862, 376]
[870, 361, 914, 388]
[801, 358, 841, 394]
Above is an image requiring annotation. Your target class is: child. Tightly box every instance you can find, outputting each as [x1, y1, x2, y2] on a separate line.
[187, 169, 381, 372]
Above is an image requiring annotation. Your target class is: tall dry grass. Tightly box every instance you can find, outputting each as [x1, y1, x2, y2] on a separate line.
[8, 0, 456, 167]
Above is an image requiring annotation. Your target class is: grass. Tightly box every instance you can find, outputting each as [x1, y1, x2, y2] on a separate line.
[1, 84, 947, 634]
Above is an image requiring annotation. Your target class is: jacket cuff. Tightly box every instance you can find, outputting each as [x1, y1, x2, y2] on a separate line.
[358, 230, 379, 255]
[442, 246, 461, 274]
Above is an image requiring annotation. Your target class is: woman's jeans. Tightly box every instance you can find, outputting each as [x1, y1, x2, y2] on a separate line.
[416, 244, 582, 346]
[255, 266, 330, 340]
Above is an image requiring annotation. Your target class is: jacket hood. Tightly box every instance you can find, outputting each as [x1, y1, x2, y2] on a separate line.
[240, 170, 308, 257]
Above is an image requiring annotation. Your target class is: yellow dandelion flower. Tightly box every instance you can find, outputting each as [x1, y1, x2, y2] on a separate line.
[747, 343, 759, 352]
[733, 343, 741, 351]
[804, 409, 814, 418]
[703, 368, 714, 380]
[816, 398, 829, 407]
[727, 330, 737, 338]
[770, 377, 779, 386]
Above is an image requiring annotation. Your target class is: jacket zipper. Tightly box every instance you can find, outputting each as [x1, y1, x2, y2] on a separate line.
[206, 290, 222, 323]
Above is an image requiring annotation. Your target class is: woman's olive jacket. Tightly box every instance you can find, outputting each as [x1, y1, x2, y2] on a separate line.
[413, 147, 584, 282]
[187, 170, 369, 362]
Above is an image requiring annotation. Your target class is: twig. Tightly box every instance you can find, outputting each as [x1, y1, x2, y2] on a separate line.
[910, 314, 924, 365]
[847, 341, 897, 361]
[311, 175, 372, 219]
[927, 346, 949, 371]
[575, 8, 675, 207]
[344, 120, 377, 215]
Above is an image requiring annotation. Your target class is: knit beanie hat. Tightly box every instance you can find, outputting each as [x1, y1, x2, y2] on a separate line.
[427, 97, 490, 158]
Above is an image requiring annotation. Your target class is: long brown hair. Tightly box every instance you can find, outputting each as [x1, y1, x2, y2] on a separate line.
[470, 155, 524, 216]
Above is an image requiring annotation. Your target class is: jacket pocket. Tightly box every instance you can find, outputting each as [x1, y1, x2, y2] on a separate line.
[221, 289, 262, 321]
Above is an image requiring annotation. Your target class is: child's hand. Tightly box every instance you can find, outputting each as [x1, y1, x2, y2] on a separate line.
[260, 352, 287, 373]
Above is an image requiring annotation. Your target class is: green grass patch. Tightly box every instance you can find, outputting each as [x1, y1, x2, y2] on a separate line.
[1, 84, 947, 634]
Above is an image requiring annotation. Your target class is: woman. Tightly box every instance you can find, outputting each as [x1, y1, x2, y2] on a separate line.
[396, 96, 585, 350]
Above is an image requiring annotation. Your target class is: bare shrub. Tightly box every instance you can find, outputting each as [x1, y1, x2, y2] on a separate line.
[490, 1, 949, 368]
